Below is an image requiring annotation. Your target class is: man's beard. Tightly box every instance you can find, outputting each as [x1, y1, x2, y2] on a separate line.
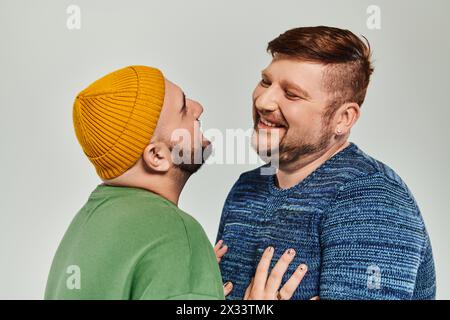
[170, 141, 212, 175]
[277, 127, 333, 164]
[252, 116, 334, 166]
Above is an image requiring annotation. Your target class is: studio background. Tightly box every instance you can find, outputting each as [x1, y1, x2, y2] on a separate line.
[1, 0, 449, 299]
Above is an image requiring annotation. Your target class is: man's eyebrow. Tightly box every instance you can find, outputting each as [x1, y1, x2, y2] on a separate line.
[280, 80, 311, 99]
[261, 70, 311, 99]
[261, 70, 271, 78]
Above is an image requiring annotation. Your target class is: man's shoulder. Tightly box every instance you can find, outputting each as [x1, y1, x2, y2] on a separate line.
[174, 207, 211, 240]
[339, 144, 418, 208]
[124, 195, 210, 248]
[324, 145, 426, 237]
[84, 189, 197, 242]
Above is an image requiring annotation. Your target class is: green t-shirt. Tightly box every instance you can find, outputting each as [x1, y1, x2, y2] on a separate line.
[45, 185, 224, 300]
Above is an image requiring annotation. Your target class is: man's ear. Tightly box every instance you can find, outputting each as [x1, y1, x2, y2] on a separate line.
[334, 102, 360, 135]
[142, 142, 171, 173]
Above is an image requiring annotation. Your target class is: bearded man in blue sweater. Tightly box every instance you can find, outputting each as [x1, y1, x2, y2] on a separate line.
[216, 26, 436, 300]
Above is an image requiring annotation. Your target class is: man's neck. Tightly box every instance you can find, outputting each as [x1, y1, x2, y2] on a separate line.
[104, 171, 190, 206]
[275, 140, 350, 190]
[147, 177, 187, 205]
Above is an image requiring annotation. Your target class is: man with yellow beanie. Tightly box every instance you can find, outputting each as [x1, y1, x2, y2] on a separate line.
[44, 66, 224, 299]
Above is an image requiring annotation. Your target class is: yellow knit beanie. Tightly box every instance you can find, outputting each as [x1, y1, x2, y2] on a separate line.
[73, 65, 165, 180]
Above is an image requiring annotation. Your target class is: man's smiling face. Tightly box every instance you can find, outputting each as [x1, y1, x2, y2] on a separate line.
[252, 56, 336, 166]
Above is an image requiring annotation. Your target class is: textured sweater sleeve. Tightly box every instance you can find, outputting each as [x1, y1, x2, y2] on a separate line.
[319, 173, 434, 300]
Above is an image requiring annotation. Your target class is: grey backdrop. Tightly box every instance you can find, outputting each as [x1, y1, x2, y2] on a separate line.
[1, 0, 449, 299]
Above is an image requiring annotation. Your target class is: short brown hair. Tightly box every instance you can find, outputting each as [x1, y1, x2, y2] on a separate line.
[267, 26, 374, 108]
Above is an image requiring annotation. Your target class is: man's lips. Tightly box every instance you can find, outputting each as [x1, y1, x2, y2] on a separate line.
[256, 114, 288, 129]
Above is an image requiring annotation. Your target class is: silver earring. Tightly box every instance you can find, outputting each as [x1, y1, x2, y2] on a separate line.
[336, 128, 342, 134]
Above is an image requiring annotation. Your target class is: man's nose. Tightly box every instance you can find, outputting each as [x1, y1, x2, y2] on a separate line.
[188, 99, 204, 118]
[255, 89, 279, 113]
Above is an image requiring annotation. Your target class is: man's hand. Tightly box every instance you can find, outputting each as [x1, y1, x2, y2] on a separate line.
[215, 242, 317, 300]
[244, 246, 308, 300]
[214, 240, 228, 263]
[214, 240, 233, 296]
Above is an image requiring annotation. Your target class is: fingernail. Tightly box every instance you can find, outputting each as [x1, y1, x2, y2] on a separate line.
[287, 248, 296, 256]
[224, 282, 231, 288]
[267, 246, 273, 252]
[300, 264, 307, 271]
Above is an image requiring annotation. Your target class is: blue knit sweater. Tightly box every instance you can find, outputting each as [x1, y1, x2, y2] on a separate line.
[217, 142, 436, 300]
